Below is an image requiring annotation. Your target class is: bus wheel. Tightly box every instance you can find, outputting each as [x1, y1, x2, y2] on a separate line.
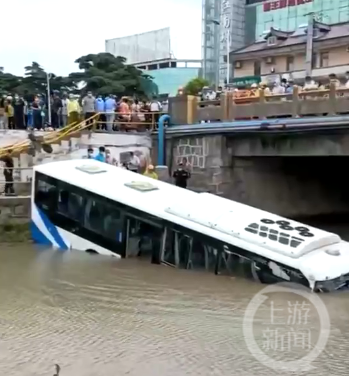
[86, 249, 98, 254]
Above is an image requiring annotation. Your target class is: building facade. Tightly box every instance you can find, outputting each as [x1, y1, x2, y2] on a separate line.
[245, 0, 349, 44]
[202, 0, 221, 86]
[231, 22, 349, 86]
[105, 28, 171, 65]
[202, 0, 246, 87]
[219, 0, 246, 84]
[135, 59, 202, 97]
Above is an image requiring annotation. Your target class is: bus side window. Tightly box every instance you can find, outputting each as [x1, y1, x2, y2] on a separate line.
[84, 198, 123, 240]
[57, 190, 83, 221]
[85, 199, 104, 232]
[36, 179, 58, 212]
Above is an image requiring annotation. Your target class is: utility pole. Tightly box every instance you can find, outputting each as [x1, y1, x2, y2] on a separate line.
[46, 72, 52, 126]
[305, 12, 314, 77]
[226, 28, 230, 86]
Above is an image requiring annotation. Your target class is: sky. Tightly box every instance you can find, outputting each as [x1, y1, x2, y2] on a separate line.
[1, 0, 202, 76]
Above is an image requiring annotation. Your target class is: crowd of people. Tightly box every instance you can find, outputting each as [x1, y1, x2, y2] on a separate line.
[85, 146, 191, 189]
[0, 91, 167, 131]
[199, 72, 349, 101]
[0, 143, 192, 196]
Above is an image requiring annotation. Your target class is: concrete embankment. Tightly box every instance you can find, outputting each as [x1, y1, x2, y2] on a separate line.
[0, 197, 31, 242]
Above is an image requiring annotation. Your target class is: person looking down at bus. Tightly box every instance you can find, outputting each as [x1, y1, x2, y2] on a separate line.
[128, 151, 140, 173]
[87, 147, 94, 159]
[173, 162, 190, 189]
[143, 164, 158, 179]
[94, 146, 106, 162]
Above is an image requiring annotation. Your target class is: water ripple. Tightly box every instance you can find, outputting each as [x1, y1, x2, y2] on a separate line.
[0, 245, 348, 376]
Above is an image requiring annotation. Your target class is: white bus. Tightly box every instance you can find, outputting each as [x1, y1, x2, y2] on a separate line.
[31, 159, 349, 292]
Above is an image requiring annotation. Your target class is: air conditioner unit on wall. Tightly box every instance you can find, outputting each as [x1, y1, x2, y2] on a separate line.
[265, 57, 275, 64]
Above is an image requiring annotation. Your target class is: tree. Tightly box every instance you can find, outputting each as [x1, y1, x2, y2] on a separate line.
[69, 53, 156, 97]
[0, 70, 20, 93]
[184, 77, 210, 96]
[0, 52, 156, 98]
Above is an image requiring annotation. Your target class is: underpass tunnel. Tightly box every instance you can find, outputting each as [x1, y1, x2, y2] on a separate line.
[230, 156, 349, 219]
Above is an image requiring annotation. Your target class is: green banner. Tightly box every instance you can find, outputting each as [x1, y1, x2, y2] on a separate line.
[231, 76, 261, 88]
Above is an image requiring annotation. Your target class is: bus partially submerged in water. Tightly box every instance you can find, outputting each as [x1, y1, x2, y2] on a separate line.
[31, 159, 349, 292]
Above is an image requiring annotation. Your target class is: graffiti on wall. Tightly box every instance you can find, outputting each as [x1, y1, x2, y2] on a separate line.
[174, 137, 208, 168]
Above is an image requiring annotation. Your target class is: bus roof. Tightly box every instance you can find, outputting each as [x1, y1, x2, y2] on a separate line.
[33, 159, 341, 265]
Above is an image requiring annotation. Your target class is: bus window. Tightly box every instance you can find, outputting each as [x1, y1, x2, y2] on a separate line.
[218, 245, 249, 276]
[186, 237, 217, 272]
[57, 190, 83, 221]
[36, 179, 58, 212]
[177, 234, 191, 269]
[84, 198, 123, 241]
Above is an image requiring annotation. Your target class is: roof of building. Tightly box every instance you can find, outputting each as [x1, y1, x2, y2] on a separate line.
[232, 22, 349, 56]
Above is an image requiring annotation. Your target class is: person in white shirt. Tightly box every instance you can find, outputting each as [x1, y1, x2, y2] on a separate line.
[150, 96, 162, 127]
[303, 76, 317, 91]
[272, 82, 285, 95]
[128, 151, 140, 173]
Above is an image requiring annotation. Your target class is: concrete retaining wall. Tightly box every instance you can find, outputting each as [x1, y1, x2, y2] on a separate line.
[0, 197, 30, 224]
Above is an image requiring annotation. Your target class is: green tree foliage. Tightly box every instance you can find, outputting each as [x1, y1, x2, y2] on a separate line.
[0, 53, 157, 97]
[69, 53, 155, 97]
[184, 77, 210, 96]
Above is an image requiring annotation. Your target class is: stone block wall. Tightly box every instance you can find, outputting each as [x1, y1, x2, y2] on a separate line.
[154, 133, 349, 218]
[166, 135, 233, 195]
[0, 197, 30, 224]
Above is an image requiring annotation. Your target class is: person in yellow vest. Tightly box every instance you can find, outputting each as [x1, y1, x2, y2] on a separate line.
[5, 96, 15, 129]
[143, 164, 158, 179]
[67, 94, 81, 125]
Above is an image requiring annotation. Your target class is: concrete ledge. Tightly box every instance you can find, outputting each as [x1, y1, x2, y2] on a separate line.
[0, 196, 30, 224]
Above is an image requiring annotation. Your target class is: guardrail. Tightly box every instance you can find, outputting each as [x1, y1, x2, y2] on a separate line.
[0, 111, 168, 157]
[92, 111, 167, 131]
[169, 83, 349, 125]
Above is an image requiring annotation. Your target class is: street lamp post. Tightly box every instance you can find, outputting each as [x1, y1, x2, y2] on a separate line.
[46, 72, 52, 126]
[226, 28, 230, 86]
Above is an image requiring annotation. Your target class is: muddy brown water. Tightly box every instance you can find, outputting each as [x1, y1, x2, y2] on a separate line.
[1, 220, 349, 376]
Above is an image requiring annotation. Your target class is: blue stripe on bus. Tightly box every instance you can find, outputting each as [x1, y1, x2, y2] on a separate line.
[37, 208, 69, 250]
[30, 220, 52, 245]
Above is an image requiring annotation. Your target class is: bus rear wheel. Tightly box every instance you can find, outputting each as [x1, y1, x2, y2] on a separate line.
[86, 249, 98, 254]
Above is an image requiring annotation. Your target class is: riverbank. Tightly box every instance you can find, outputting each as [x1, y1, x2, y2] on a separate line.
[0, 196, 31, 242]
[0, 222, 31, 242]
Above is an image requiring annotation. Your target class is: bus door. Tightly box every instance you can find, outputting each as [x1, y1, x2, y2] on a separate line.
[160, 227, 178, 267]
[125, 216, 162, 263]
[217, 245, 251, 277]
[161, 230, 217, 272]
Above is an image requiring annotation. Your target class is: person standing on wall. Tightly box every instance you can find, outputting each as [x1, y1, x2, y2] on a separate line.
[0, 94, 6, 129]
[51, 91, 62, 128]
[150, 96, 162, 128]
[67, 94, 80, 125]
[104, 95, 116, 132]
[0, 150, 15, 196]
[143, 164, 158, 179]
[82, 91, 96, 129]
[61, 93, 69, 127]
[128, 151, 140, 173]
[5, 96, 15, 129]
[173, 162, 190, 189]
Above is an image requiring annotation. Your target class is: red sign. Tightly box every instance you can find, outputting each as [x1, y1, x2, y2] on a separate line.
[263, 0, 312, 12]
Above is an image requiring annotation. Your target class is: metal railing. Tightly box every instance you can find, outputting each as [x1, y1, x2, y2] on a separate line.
[0, 111, 167, 157]
[170, 83, 349, 124]
[91, 111, 167, 131]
